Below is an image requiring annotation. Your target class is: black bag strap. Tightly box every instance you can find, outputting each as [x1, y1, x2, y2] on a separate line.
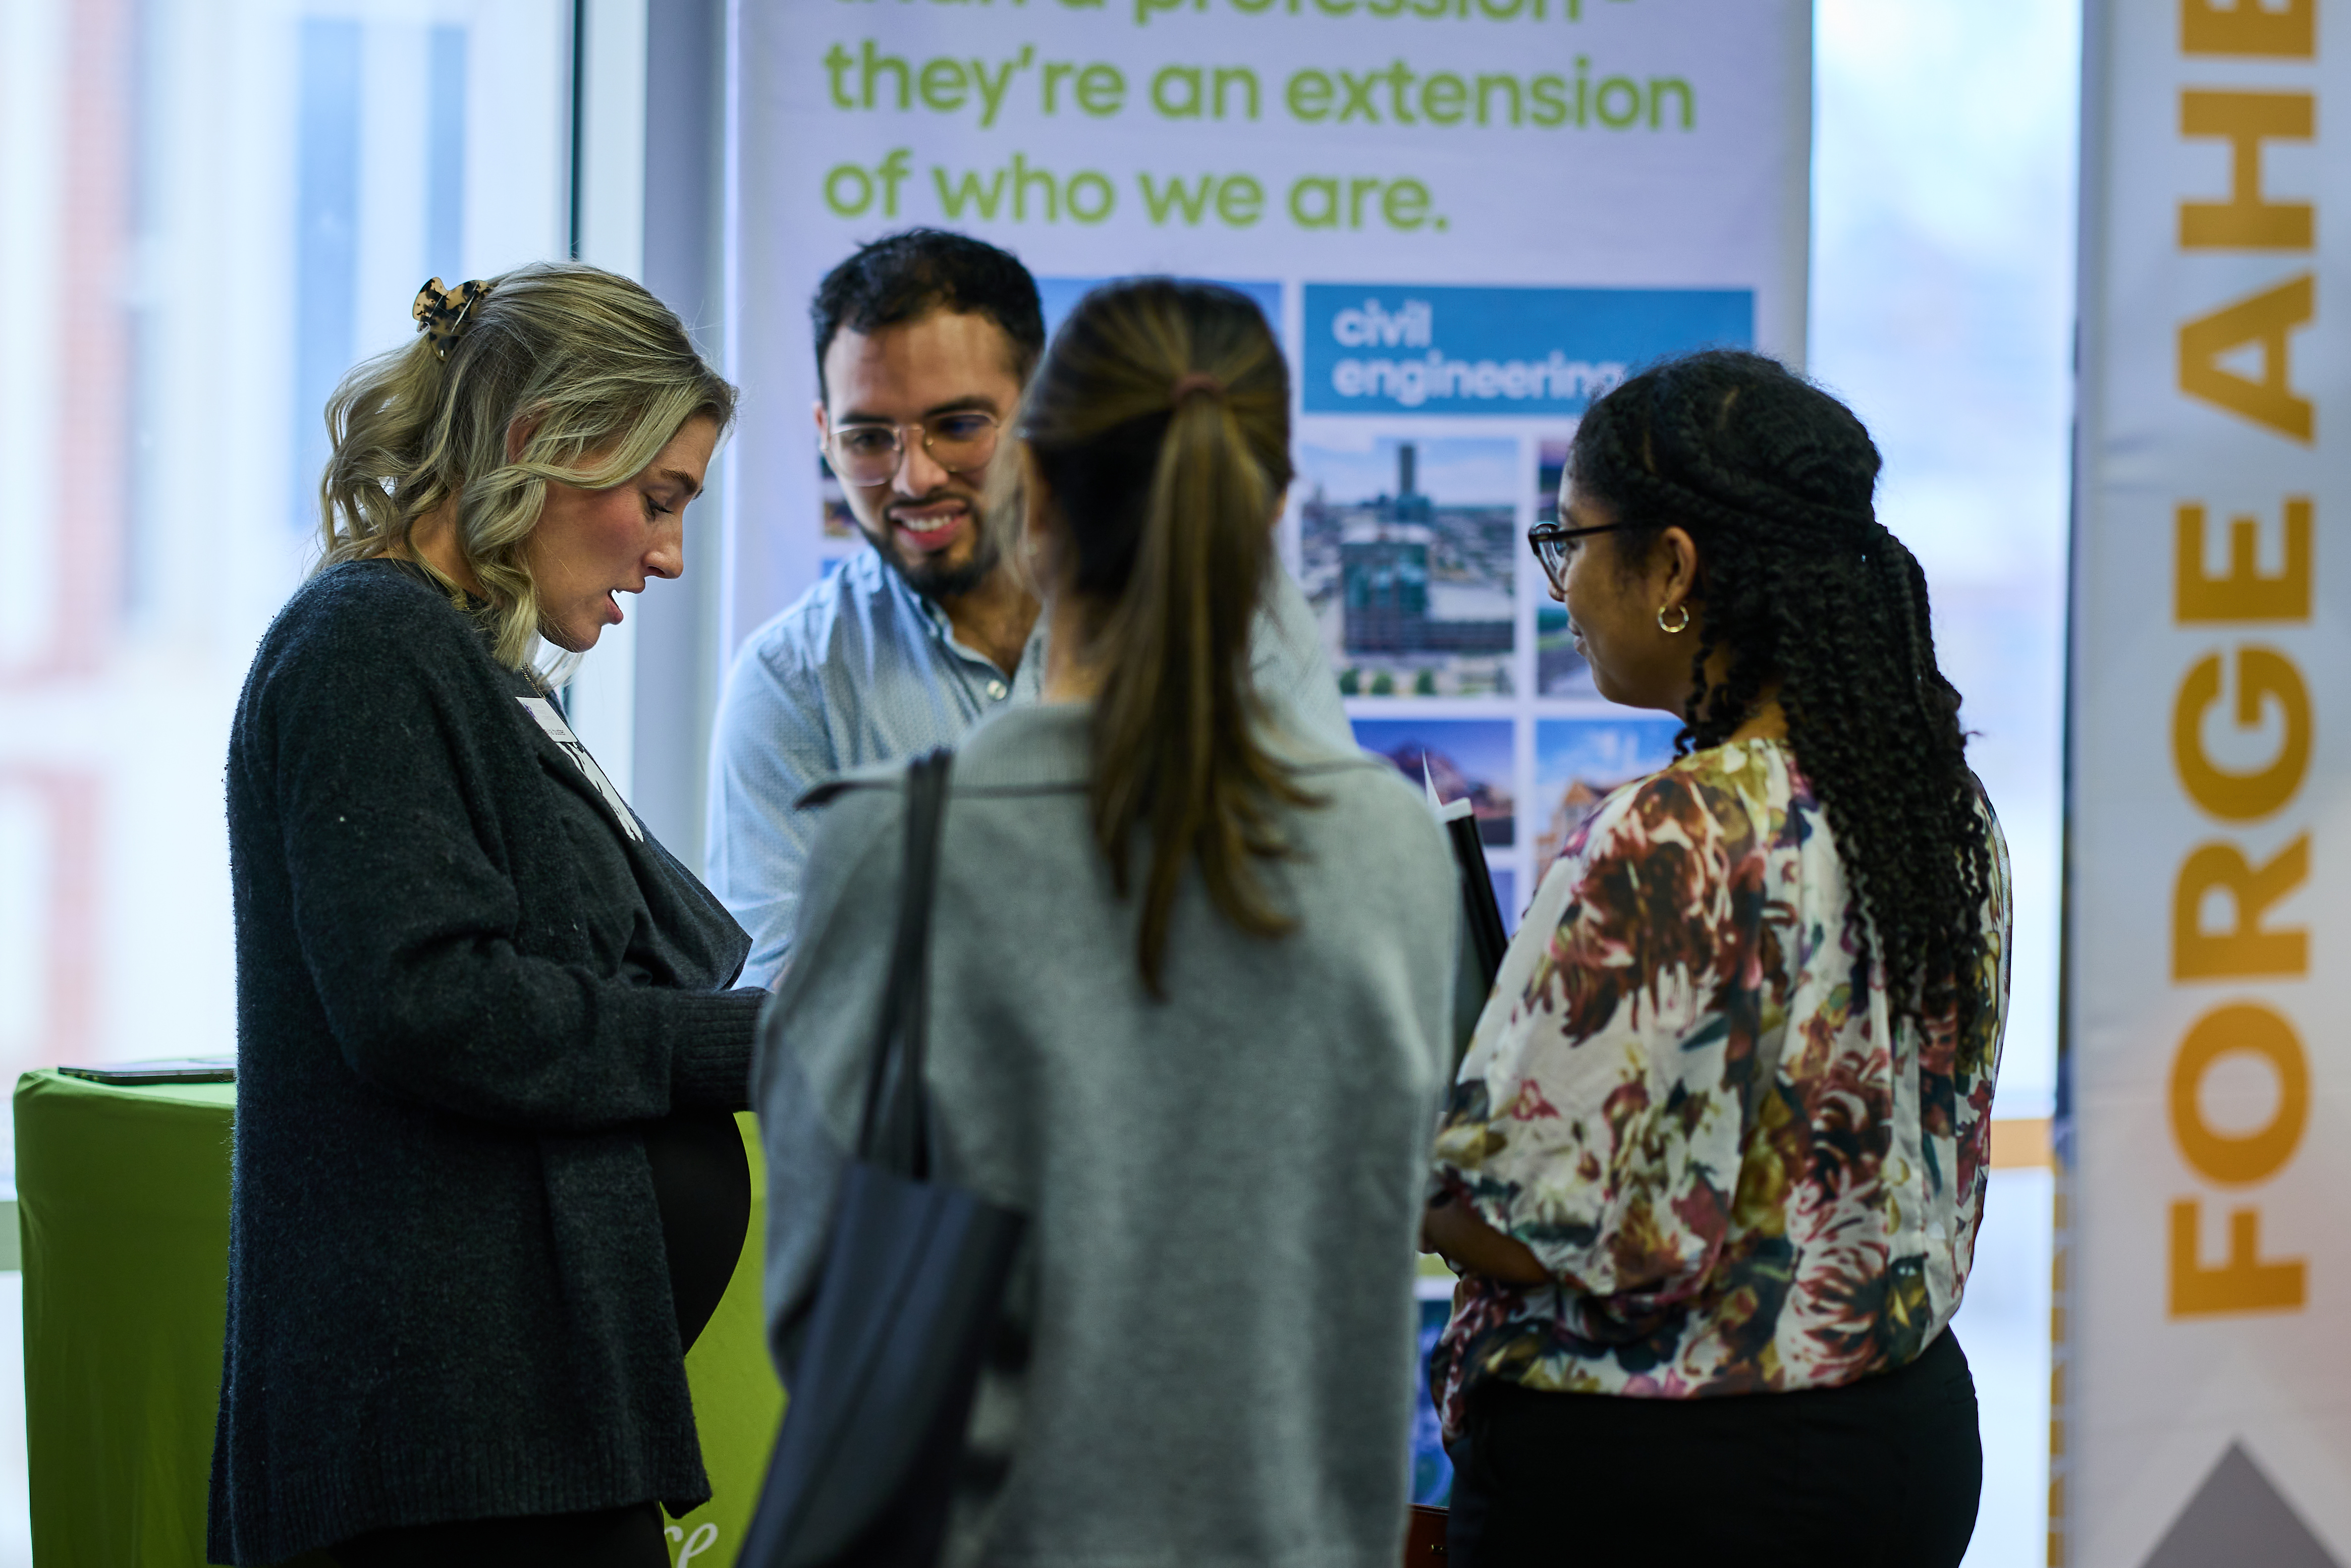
[856, 748, 954, 1177]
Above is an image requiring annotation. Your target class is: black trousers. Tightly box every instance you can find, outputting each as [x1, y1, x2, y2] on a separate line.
[329, 1111, 750, 1568]
[330, 1502, 671, 1568]
[1445, 1327, 1983, 1568]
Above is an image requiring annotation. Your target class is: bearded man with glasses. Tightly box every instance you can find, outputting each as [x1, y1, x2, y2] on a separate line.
[707, 230, 1349, 986]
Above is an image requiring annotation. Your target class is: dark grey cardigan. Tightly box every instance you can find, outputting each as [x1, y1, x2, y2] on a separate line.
[207, 561, 764, 1565]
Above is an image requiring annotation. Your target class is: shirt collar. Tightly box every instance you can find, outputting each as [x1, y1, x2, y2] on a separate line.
[868, 544, 1037, 682]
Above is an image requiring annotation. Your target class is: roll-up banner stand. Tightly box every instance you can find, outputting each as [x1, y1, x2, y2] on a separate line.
[2066, 2, 2351, 1564]
[728, 0, 1810, 914]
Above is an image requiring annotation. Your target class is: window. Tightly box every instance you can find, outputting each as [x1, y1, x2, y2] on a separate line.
[0, 0, 572, 1087]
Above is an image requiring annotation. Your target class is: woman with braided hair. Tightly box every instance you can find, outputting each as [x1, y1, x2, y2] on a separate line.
[1421, 350, 2010, 1566]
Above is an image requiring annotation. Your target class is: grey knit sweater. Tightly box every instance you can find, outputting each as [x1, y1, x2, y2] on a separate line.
[208, 561, 764, 1565]
[755, 701, 1457, 1568]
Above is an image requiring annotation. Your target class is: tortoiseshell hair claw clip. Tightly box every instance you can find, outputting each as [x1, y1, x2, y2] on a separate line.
[411, 276, 491, 361]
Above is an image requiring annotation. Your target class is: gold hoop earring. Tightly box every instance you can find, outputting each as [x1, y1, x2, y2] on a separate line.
[1658, 603, 1691, 634]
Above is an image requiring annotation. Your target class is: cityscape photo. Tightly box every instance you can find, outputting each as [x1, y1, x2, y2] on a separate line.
[1351, 716, 1516, 849]
[1299, 436, 1518, 697]
[1532, 439, 1596, 695]
[1531, 716, 1681, 881]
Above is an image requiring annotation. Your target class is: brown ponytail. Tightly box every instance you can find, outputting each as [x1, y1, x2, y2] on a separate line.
[1018, 279, 1314, 996]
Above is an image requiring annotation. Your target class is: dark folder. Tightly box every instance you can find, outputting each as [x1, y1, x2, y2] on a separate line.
[1424, 773, 1508, 1062]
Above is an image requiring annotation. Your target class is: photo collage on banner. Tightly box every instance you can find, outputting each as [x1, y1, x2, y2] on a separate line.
[739, 0, 1810, 1530]
[1031, 282, 1730, 932]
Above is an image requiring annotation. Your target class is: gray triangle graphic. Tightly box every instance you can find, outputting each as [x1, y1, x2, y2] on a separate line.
[2141, 1441, 2341, 1568]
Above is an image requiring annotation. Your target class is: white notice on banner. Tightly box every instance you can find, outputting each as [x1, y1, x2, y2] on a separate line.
[2068, 2, 2351, 1565]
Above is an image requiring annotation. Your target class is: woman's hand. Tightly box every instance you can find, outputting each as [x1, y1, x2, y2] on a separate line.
[1420, 1191, 1550, 1286]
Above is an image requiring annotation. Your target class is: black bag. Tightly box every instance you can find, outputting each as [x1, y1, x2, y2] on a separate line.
[741, 749, 1028, 1568]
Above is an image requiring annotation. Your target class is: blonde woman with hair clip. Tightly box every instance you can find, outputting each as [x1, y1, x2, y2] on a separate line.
[754, 278, 1459, 1566]
[208, 263, 764, 1568]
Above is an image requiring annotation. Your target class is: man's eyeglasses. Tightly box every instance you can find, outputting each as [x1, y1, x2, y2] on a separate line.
[824, 412, 1002, 488]
[1527, 520, 1635, 590]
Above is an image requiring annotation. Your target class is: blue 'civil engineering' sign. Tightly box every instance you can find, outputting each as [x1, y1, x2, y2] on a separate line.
[1301, 284, 1754, 416]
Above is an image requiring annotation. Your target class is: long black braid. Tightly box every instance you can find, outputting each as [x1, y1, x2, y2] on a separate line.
[1571, 350, 1995, 1063]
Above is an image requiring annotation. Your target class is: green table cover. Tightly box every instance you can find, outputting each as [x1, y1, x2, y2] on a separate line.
[15, 1071, 784, 1567]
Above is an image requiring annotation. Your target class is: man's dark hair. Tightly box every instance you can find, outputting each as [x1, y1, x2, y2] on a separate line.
[810, 229, 1046, 400]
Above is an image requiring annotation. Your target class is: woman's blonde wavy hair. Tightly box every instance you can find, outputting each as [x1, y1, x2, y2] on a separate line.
[315, 261, 735, 669]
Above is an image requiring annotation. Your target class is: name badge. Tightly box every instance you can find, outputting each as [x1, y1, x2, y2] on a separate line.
[518, 697, 644, 842]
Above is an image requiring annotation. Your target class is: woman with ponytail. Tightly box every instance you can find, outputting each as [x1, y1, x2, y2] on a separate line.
[1422, 350, 2009, 1566]
[757, 279, 1458, 1565]
[211, 264, 763, 1567]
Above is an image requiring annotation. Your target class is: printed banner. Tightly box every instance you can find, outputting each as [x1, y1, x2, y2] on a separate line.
[2065, 3, 2351, 1563]
[732, 0, 1809, 872]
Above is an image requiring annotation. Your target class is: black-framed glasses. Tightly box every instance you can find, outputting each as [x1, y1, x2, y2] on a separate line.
[1527, 520, 1634, 589]
[823, 412, 1002, 487]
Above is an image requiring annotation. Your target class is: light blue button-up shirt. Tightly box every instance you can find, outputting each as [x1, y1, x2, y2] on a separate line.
[705, 544, 1353, 987]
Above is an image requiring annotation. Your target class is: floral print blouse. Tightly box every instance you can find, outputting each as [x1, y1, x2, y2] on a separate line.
[1429, 738, 2010, 1436]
